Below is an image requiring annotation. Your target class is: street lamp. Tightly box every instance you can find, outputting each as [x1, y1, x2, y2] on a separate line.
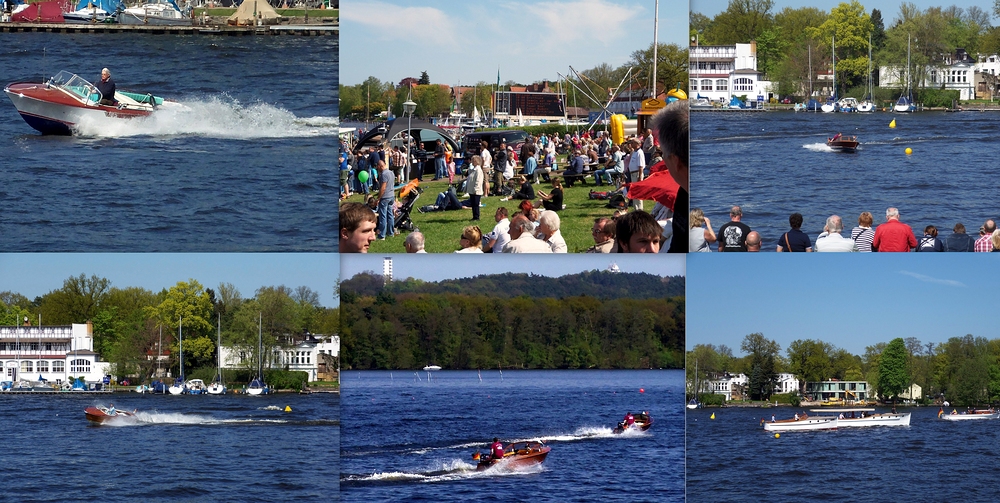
[403, 92, 417, 183]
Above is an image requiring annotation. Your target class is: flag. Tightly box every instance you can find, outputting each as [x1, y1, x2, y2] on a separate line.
[496, 67, 501, 91]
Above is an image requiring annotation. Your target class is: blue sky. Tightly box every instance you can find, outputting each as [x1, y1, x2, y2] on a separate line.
[342, 254, 685, 282]
[341, 0, 689, 85]
[687, 254, 998, 356]
[691, 0, 992, 24]
[0, 254, 339, 307]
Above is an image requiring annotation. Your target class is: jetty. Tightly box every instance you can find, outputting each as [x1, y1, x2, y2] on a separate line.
[0, 22, 337, 35]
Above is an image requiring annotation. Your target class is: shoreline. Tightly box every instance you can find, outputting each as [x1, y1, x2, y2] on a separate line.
[0, 21, 337, 35]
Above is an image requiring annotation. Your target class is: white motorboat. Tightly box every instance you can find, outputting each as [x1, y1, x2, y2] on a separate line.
[118, 0, 189, 25]
[63, 0, 121, 23]
[811, 408, 911, 427]
[940, 408, 999, 421]
[763, 414, 838, 431]
[186, 379, 206, 395]
[422, 365, 442, 371]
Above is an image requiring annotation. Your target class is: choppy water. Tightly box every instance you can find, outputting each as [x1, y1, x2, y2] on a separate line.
[0, 33, 338, 251]
[2, 393, 339, 501]
[687, 406, 1000, 500]
[340, 370, 683, 503]
[691, 110, 1000, 250]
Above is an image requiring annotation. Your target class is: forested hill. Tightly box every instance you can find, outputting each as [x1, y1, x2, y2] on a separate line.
[340, 271, 684, 301]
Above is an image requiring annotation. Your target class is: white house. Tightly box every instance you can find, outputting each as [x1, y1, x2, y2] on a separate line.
[690, 42, 773, 103]
[879, 48, 977, 101]
[220, 333, 339, 382]
[700, 372, 799, 401]
[0, 322, 111, 386]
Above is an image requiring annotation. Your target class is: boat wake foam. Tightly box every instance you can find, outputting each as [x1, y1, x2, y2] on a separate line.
[100, 411, 335, 427]
[803, 143, 838, 152]
[342, 459, 543, 485]
[71, 95, 337, 139]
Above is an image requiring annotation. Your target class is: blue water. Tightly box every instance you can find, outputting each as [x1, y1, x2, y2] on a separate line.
[2, 392, 339, 501]
[0, 33, 338, 251]
[340, 370, 683, 503]
[691, 110, 1000, 250]
[687, 406, 1000, 500]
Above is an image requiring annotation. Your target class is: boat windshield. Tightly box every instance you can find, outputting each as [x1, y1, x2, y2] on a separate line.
[48, 71, 100, 104]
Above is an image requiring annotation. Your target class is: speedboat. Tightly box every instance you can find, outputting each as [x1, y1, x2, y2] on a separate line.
[762, 413, 838, 431]
[185, 378, 206, 395]
[85, 405, 135, 423]
[422, 365, 442, 371]
[837, 97, 858, 113]
[940, 408, 999, 421]
[614, 412, 653, 433]
[117, 0, 189, 25]
[473, 441, 551, 471]
[812, 408, 911, 427]
[826, 134, 859, 152]
[4, 70, 175, 135]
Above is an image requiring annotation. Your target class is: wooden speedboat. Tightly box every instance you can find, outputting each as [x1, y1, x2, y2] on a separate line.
[614, 412, 653, 433]
[811, 408, 911, 427]
[827, 134, 859, 152]
[940, 408, 999, 421]
[84, 405, 135, 423]
[763, 413, 838, 431]
[473, 441, 550, 471]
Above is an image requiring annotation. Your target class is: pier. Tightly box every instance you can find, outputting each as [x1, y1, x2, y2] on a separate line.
[0, 22, 337, 35]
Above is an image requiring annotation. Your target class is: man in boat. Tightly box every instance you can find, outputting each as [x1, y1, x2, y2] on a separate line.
[831, 132, 842, 142]
[490, 438, 504, 461]
[624, 411, 635, 428]
[96, 68, 116, 106]
[107, 403, 117, 416]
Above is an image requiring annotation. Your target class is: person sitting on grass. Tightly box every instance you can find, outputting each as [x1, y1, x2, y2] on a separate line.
[615, 210, 662, 253]
[483, 207, 511, 253]
[535, 178, 564, 212]
[535, 210, 567, 253]
[505, 175, 534, 201]
[502, 215, 553, 253]
[456, 225, 484, 253]
[418, 186, 475, 213]
[563, 149, 587, 188]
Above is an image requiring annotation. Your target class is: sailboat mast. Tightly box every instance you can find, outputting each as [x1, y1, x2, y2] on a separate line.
[178, 316, 183, 380]
[831, 35, 836, 101]
[651, 0, 659, 98]
[217, 314, 222, 383]
[258, 312, 263, 380]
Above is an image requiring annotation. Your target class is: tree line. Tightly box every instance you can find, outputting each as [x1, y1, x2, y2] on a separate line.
[341, 272, 684, 370]
[0, 274, 338, 383]
[689, 332, 1000, 406]
[692, 0, 998, 100]
[338, 42, 690, 122]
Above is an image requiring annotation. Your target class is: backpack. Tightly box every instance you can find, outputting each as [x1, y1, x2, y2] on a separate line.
[606, 191, 628, 209]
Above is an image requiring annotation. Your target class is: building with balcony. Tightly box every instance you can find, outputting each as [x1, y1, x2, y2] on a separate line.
[690, 42, 773, 103]
[0, 322, 110, 385]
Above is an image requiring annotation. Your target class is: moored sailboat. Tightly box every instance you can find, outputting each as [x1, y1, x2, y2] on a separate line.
[894, 34, 917, 112]
[247, 313, 270, 396]
[857, 35, 876, 112]
[207, 315, 226, 395]
[168, 317, 186, 395]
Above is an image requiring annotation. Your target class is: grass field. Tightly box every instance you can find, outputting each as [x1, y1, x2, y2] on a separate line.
[340, 173, 656, 253]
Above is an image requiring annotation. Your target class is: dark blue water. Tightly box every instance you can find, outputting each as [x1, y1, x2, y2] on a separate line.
[340, 370, 683, 503]
[691, 110, 1000, 250]
[687, 406, 1000, 500]
[0, 33, 337, 252]
[2, 392, 339, 501]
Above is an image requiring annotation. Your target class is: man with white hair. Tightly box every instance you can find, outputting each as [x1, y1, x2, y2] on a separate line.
[872, 207, 917, 252]
[404, 231, 427, 253]
[814, 215, 857, 252]
[502, 215, 552, 253]
[536, 210, 567, 253]
[96, 68, 116, 106]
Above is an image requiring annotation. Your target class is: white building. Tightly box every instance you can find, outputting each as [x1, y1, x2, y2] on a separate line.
[975, 54, 1000, 99]
[900, 383, 922, 402]
[690, 42, 773, 103]
[702, 372, 799, 401]
[0, 322, 111, 385]
[879, 49, 977, 101]
[220, 333, 340, 382]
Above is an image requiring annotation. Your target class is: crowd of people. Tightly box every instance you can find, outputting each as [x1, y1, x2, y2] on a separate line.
[690, 205, 1000, 252]
[339, 100, 690, 253]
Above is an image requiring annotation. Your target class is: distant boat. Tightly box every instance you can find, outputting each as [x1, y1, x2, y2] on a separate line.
[821, 36, 838, 113]
[247, 313, 270, 396]
[422, 365, 442, 371]
[185, 378, 206, 395]
[857, 34, 875, 113]
[168, 317, 186, 395]
[895, 34, 916, 113]
[811, 408, 910, 427]
[207, 315, 226, 395]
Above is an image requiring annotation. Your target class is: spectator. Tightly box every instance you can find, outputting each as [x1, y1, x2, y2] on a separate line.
[616, 211, 662, 253]
[502, 215, 552, 253]
[586, 217, 615, 253]
[718, 205, 751, 252]
[871, 207, 917, 252]
[536, 178, 564, 212]
[993, 229, 1000, 252]
[916, 225, 944, 252]
[850, 212, 876, 252]
[339, 202, 377, 253]
[777, 213, 812, 252]
[536, 211, 567, 253]
[944, 223, 975, 252]
[814, 215, 856, 252]
[651, 100, 688, 253]
[375, 160, 395, 240]
[404, 231, 426, 253]
[975, 220, 996, 252]
[456, 225, 483, 253]
[689, 208, 716, 252]
[746, 231, 762, 252]
[483, 207, 511, 253]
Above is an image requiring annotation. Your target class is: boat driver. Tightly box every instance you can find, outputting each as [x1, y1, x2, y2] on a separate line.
[107, 403, 117, 416]
[490, 438, 504, 461]
[96, 68, 116, 106]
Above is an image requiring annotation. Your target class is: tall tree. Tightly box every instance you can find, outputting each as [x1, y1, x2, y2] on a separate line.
[418, 71, 430, 85]
[878, 337, 910, 404]
[741, 332, 780, 400]
[704, 0, 775, 45]
[36, 274, 111, 324]
[806, 1, 873, 93]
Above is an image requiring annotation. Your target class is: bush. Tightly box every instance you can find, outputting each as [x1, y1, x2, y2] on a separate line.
[771, 393, 800, 406]
[698, 393, 726, 406]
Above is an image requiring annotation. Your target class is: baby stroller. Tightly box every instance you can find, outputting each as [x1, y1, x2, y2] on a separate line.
[395, 179, 422, 232]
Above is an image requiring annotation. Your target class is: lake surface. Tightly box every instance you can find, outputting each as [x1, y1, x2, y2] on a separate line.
[340, 370, 683, 503]
[0, 33, 338, 252]
[691, 110, 1000, 250]
[1, 392, 339, 501]
[687, 405, 1000, 500]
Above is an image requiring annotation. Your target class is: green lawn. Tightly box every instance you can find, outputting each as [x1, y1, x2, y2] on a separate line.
[341, 175, 655, 253]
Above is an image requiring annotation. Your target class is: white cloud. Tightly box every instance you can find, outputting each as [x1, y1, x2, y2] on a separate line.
[531, 0, 640, 45]
[899, 270, 966, 287]
[342, 1, 458, 47]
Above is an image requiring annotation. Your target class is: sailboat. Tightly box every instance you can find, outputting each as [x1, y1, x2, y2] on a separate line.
[821, 36, 838, 112]
[687, 360, 701, 409]
[857, 34, 876, 112]
[246, 313, 270, 396]
[894, 34, 916, 112]
[168, 317, 186, 395]
[207, 315, 227, 395]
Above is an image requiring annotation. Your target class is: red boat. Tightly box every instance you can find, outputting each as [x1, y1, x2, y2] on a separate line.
[473, 441, 551, 471]
[84, 405, 135, 423]
[614, 412, 653, 434]
[826, 133, 859, 152]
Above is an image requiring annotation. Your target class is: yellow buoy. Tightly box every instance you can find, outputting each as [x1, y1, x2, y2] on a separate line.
[905, 147, 912, 155]
[775, 433, 780, 438]
[710, 413, 716, 420]
[889, 119, 896, 128]
[284, 406, 292, 412]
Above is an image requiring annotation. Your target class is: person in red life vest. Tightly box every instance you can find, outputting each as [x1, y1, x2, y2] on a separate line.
[624, 412, 635, 428]
[491, 437, 504, 460]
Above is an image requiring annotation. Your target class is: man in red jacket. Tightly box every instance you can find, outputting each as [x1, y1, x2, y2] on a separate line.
[872, 207, 917, 252]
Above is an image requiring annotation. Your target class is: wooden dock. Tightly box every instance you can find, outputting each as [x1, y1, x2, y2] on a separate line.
[0, 22, 337, 35]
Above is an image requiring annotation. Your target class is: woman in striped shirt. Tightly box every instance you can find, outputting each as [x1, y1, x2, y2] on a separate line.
[851, 211, 876, 252]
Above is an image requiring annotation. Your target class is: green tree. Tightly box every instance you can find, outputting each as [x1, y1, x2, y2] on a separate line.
[704, 0, 775, 45]
[741, 332, 780, 400]
[627, 43, 690, 97]
[36, 274, 111, 324]
[0, 301, 31, 326]
[145, 280, 214, 339]
[418, 71, 430, 85]
[806, 1, 873, 93]
[878, 337, 910, 404]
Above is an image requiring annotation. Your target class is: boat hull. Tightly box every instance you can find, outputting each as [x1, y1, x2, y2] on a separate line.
[763, 417, 838, 431]
[838, 413, 911, 427]
[941, 412, 999, 421]
[476, 447, 550, 471]
[5, 83, 151, 135]
[827, 137, 859, 152]
[207, 384, 226, 395]
[84, 406, 134, 423]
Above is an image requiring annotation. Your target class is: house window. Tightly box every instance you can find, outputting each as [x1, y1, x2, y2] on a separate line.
[930, 70, 937, 83]
[690, 79, 698, 91]
[710, 62, 717, 70]
[37, 361, 49, 372]
[21, 361, 33, 372]
[53, 361, 65, 372]
[734, 78, 754, 91]
[716, 79, 728, 91]
[700, 79, 713, 91]
[698, 62, 707, 70]
[70, 359, 90, 374]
